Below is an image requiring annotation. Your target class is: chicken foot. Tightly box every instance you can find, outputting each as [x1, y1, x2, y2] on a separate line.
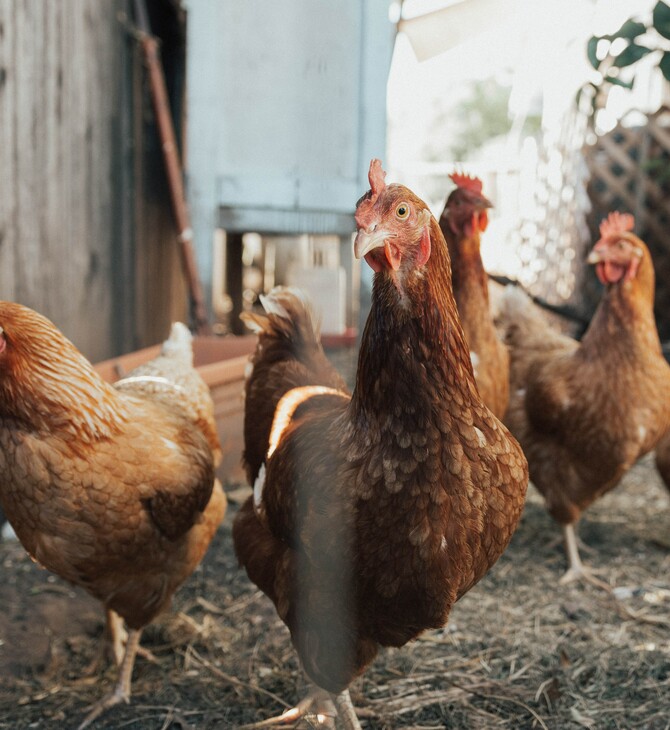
[77, 627, 141, 730]
[559, 523, 611, 592]
[283, 689, 360, 730]
[240, 687, 361, 730]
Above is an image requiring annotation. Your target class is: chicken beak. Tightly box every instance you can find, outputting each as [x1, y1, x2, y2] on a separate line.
[586, 249, 602, 265]
[355, 229, 402, 272]
[354, 228, 389, 260]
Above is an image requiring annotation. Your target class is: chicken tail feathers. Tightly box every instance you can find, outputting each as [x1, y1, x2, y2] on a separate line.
[498, 283, 533, 318]
[496, 283, 577, 389]
[496, 284, 546, 348]
[241, 286, 321, 348]
[160, 322, 194, 365]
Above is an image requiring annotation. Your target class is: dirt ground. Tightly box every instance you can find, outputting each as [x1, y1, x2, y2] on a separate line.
[1, 350, 669, 729]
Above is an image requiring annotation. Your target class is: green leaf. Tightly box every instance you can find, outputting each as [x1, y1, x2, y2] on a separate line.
[611, 18, 647, 40]
[587, 36, 602, 69]
[613, 42, 653, 67]
[659, 50, 670, 79]
[603, 73, 635, 89]
[653, 1, 670, 39]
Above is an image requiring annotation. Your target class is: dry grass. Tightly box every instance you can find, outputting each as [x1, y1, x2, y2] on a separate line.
[1, 455, 669, 729]
[0, 345, 669, 728]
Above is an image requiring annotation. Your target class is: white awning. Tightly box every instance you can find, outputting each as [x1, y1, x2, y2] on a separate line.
[397, 0, 528, 62]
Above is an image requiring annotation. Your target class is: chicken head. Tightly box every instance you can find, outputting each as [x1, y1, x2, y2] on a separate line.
[441, 171, 492, 238]
[354, 159, 432, 275]
[587, 211, 644, 285]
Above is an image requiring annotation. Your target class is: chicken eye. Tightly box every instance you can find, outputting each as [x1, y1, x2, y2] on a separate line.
[395, 202, 410, 220]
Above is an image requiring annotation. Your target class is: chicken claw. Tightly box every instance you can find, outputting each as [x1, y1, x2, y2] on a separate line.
[239, 688, 361, 730]
[77, 629, 140, 729]
[281, 689, 337, 728]
[559, 524, 612, 592]
[285, 689, 360, 730]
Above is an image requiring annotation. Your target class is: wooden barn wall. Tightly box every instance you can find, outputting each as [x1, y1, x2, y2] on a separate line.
[134, 0, 189, 349]
[0, 0, 187, 363]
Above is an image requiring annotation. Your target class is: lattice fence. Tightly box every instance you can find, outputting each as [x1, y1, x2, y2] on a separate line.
[512, 101, 670, 344]
[584, 105, 670, 341]
[511, 103, 593, 330]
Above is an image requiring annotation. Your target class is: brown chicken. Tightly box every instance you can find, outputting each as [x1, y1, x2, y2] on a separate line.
[498, 212, 670, 585]
[655, 430, 670, 493]
[233, 160, 528, 728]
[439, 172, 509, 418]
[0, 305, 226, 728]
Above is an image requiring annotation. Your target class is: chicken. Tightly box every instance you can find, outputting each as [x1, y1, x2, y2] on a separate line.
[655, 430, 670, 494]
[439, 172, 509, 418]
[0, 305, 227, 728]
[498, 212, 670, 585]
[233, 159, 528, 729]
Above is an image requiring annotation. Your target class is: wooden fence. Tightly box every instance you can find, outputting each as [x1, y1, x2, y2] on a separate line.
[0, 0, 187, 361]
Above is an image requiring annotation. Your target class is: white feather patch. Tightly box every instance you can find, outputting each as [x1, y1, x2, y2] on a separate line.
[161, 437, 180, 453]
[260, 293, 290, 320]
[470, 351, 480, 376]
[253, 463, 267, 511]
[242, 316, 265, 334]
[474, 426, 487, 447]
[162, 322, 192, 357]
[114, 375, 186, 395]
[1, 521, 17, 542]
[267, 385, 347, 459]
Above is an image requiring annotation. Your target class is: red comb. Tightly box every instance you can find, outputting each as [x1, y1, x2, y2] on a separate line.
[599, 211, 635, 239]
[355, 159, 387, 229]
[449, 172, 483, 195]
[368, 158, 386, 195]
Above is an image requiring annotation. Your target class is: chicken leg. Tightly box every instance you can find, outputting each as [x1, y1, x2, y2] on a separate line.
[77, 628, 141, 730]
[332, 690, 362, 730]
[106, 608, 127, 665]
[559, 523, 611, 591]
[106, 608, 157, 665]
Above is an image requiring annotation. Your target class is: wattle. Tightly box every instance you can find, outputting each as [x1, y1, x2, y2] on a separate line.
[364, 241, 402, 273]
[596, 261, 626, 285]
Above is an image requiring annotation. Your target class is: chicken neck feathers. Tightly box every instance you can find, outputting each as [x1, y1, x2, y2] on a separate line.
[439, 208, 509, 419]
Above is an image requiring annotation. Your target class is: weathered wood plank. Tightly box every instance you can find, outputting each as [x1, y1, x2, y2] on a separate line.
[0, 0, 186, 360]
[0, 1, 18, 301]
